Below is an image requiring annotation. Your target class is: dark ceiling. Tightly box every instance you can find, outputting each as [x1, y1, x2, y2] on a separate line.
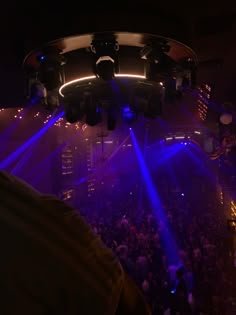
[0, 2, 236, 107]
[2, 1, 236, 53]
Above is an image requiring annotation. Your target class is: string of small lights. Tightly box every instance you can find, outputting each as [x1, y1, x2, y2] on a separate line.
[0, 107, 87, 131]
[231, 200, 236, 226]
[197, 83, 212, 121]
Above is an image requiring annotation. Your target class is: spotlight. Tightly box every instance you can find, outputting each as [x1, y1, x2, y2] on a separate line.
[141, 40, 175, 82]
[131, 82, 163, 119]
[140, 39, 170, 60]
[84, 91, 102, 126]
[107, 107, 117, 130]
[131, 83, 150, 113]
[90, 36, 119, 81]
[122, 105, 137, 124]
[145, 55, 175, 82]
[63, 92, 85, 123]
[99, 98, 118, 130]
[37, 47, 66, 91]
[27, 78, 60, 110]
[143, 92, 163, 119]
[175, 58, 197, 90]
[164, 77, 182, 104]
[45, 90, 60, 111]
[27, 79, 47, 105]
[141, 43, 182, 105]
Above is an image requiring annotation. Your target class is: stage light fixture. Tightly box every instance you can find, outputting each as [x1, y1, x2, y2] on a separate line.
[90, 37, 119, 81]
[164, 77, 182, 104]
[27, 79, 47, 105]
[141, 40, 174, 82]
[141, 42, 196, 104]
[27, 77, 60, 110]
[122, 105, 138, 124]
[145, 54, 176, 82]
[143, 92, 163, 119]
[107, 107, 117, 130]
[97, 91, 118, 130]
[140, 39, 170, 60]
[84, 92, 102, 126]
[130, 82, 164, 119]
[63, 92, 85, 123]
[37, 47, 66, 91]
[45, 90, 60, 111]
[131, 83, 150, 113]
[141, 42, 184, 105]
[175, 58, 197, 90]
[23, 31, 198, 132]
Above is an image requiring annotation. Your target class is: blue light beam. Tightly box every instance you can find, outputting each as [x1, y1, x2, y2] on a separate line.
[130, 129, 179, 265]
[0, 110, 64, 170]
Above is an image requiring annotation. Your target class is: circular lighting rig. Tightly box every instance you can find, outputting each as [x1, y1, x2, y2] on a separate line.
[23, 31, 198, 130]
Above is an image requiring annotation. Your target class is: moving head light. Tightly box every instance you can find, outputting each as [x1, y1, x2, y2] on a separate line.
[90, 36, 119, 81]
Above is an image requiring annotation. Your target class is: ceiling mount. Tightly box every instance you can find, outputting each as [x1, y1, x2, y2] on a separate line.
[23, 31, 198, 131]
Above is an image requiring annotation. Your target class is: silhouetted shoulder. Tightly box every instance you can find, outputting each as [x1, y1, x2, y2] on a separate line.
[0, 171, 150, 314]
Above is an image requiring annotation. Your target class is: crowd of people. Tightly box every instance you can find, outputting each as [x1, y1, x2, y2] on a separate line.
[1, 168, 235, 314]
[79, 197, 236, 314]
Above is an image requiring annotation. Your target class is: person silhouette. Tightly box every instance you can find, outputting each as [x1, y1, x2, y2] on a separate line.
[170, 266, 191, 315]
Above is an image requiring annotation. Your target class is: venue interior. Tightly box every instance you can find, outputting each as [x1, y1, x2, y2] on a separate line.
[0, 2, 236, 314]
